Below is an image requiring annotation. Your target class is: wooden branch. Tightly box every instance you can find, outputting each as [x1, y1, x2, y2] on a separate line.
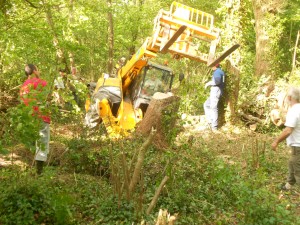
[23, 0, 39, 8]
[239, 111, 264, 124]
[146, 176, 169, 215]
[292, 30, 300, 72]
[8, 84, 21, 92]
[129, 128, 156, 197]
[121, 151, 130, 200]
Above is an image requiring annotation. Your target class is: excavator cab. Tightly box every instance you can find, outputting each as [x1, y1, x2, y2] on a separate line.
[130, 62, 173, 116]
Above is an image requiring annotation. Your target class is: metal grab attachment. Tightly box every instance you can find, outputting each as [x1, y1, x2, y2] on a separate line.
[149, 1, 221, 64]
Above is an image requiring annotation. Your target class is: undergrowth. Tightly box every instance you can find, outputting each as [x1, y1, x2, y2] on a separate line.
[1, 132, 299, 224]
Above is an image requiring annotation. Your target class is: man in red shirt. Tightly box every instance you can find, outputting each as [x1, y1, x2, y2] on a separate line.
[20, 64, 51, 175]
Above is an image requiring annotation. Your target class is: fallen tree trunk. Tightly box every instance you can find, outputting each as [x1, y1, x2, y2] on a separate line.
[239, 111, 264, 124]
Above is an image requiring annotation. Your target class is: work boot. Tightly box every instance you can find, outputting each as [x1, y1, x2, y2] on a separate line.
[36, 160, 44, 175]
[280, 182, 292, 191]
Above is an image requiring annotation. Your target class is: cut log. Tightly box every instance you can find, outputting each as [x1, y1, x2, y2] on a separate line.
[239, 111, 264, 124]
[136, 93, 180, 149]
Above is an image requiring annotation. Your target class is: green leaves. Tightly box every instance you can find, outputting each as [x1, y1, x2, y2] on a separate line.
[0, 140, 10, 155]
[0, 172, 72, 225]
[5, 103, 40, 151]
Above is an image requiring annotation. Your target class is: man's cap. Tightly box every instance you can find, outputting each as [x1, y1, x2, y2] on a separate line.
[215, 63, 220, 67]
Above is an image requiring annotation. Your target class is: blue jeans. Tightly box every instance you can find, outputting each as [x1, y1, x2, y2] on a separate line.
[204, 87, 221, 130]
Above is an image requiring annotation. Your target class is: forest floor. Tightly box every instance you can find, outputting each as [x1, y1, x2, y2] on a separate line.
[1, 113, 300, 220]
[179, 114, 300, 215]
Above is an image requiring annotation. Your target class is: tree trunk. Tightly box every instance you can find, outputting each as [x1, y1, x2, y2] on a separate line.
[224, 60, 240, 124]
[252, 0, 271, 77]
[68, 0, 75, 72]
[221, 0, 242, 123]
[251, 0, 286, 77]
[107, 0, 114, 74]
[136, 93, 180, 149]
[292, 30, 300, 72]
[42, 1, 68, 68]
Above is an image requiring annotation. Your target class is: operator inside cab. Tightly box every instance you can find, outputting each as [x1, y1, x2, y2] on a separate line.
[143, 69, 163, 96]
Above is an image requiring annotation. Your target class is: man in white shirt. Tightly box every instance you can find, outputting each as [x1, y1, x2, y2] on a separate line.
[272, 86, 300, 190]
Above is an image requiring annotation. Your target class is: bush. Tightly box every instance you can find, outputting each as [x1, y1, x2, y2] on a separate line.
[0, 171, 72, 225]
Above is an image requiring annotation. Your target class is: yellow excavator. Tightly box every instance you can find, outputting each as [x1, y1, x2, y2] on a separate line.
[85, 1, 238, 137]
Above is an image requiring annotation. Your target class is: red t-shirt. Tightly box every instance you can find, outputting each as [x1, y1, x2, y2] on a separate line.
[20, 77, 51, 124]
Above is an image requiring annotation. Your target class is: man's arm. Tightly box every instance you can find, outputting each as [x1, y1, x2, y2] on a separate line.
[271, 126, 294, 150]
[205, 70, 222, 88]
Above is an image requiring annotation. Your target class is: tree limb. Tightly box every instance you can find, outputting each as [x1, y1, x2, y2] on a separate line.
[23, 0, 39, 8]
[146, 176, 169, 215]
[128, 128, 156, 197]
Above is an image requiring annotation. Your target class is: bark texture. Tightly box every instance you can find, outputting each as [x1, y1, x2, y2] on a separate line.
[136, 93, 180, 149]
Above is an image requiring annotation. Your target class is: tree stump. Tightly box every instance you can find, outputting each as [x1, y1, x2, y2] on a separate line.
[136, 93, 180, 149]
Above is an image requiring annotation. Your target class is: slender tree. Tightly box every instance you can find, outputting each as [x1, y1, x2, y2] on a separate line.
[251, 0, 287, 77]
[107, 0, 114, 74]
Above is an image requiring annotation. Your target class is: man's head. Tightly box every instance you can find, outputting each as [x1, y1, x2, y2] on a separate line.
[287, 86, 300, 105]
[25, 64, 39, 77]
[119, 57, 126, 66]
[212, 63, 220, 70]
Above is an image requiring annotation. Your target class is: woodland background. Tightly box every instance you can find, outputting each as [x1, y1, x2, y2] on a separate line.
[1, 0, 300, 123]
[1, 0, 300, 224]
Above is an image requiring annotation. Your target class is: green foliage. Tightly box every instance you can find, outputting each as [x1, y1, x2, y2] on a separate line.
[3, 84, 53, 150]
[5, 104, 40, 151]
[289, 68, 300, 86]
[0, 171, 72, 225]
[177, 62, 209, 115]
[161, 102, 181, 144]
[63, 137, 110, 176]
[265, 12, 289, 77]
[1, 132, 300, 224]
[2, 0, 300, 224]
[83, 196, 136, 224]
[142, 143, 300, 224]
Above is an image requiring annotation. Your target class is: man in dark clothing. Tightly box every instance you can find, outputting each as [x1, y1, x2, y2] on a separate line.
[203, 63, 225, 131]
